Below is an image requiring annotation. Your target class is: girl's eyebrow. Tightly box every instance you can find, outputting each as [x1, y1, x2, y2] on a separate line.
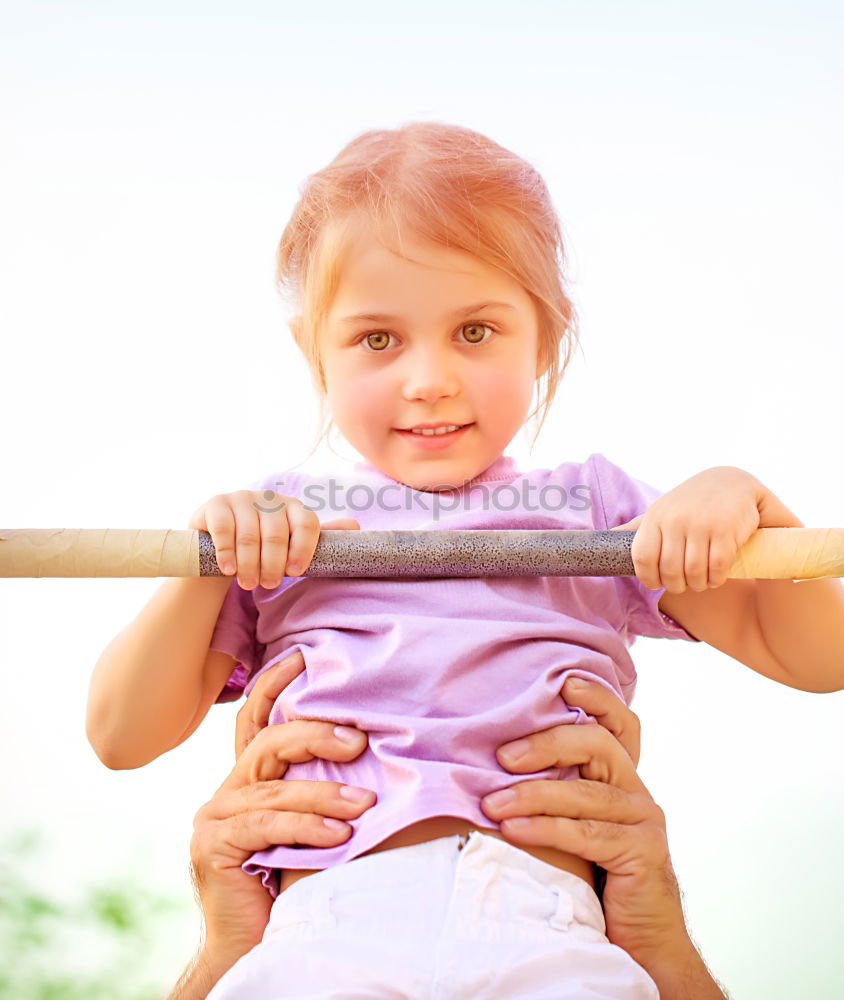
[337, 301, 518, 325]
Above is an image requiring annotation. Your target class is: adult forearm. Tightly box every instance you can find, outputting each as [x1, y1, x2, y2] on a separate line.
[166, 946, 241, 1000]
[633, 938, 730, 1000]
[601, 858, 729, 1000]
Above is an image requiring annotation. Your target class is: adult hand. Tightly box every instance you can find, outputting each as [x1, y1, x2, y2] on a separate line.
[167, 715, 375, 1000]
[233, 649, 308, 758]
[172, 658, 726, 1000]
[480, 676, 728, 999]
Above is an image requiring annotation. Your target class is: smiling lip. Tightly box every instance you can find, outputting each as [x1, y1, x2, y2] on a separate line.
[395, 423, 473, 450]
[399, 422, 471, 431]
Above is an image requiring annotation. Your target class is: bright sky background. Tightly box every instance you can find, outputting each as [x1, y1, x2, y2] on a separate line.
[2, 1, 843, 995]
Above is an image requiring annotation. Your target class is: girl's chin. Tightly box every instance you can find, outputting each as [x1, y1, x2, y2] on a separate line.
[391, 462, 481, 493]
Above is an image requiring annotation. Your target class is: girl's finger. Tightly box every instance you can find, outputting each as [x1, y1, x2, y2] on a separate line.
[656, 524, 686, 593]
[282, 510, 361, 578]
[256, 493, 293, 589]
[609, 514, 644, 532]
[282, 501, 322, 578]
[707, 532, 736, 588]
[202, 496, 239, 577]
[629, 517, 663, 591]
[186, 507, 209, 534]
[683, 531, 711, 593]
[496, 721, 649, 796]
[234, 651, 307, 759]
[227, 491, 265, 590]
[560, 677, 640, 766]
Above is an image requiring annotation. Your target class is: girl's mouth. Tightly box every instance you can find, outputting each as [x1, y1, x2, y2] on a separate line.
[395, 424, 473, 450]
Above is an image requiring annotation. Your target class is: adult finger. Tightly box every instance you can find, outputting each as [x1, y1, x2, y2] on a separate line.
[234, 651, 307, 759]
[196, 778, 376, 828]
[496, 720, 648, 796]
[481, 777, 652, 829]
[218, 718, 369, 793]
[192, 807, 356, 874]
[491, 813, 670, 877]
[560, 677, 641, 766]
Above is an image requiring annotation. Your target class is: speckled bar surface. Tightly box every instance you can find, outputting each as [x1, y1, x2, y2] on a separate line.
[198, 529, 222, 577]
[199, 528, 638, 578]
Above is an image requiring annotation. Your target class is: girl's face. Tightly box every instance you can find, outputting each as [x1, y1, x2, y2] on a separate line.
[321, 217, 542, 492]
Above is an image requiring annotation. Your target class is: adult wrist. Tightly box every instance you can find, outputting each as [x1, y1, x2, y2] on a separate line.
[199, 936, 255, 979]
[632, 936, 727, 999]
[167, 948, 228, 1000]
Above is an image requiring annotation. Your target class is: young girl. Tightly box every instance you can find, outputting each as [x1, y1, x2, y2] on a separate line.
[87, 122, 844, 999]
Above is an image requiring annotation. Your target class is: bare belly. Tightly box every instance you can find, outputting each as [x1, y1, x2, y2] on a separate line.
[278, 816, 596, 893]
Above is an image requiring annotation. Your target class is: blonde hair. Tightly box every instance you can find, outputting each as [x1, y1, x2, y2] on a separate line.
[275, 121, 580, 463]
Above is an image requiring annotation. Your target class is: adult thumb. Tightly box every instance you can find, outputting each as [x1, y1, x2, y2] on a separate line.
[321, 518, 361, 530]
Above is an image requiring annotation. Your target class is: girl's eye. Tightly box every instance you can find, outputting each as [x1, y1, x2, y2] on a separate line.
[459, 323, 495, 345]
[359, 323, 496, 353]
[362, 331, 393, 352]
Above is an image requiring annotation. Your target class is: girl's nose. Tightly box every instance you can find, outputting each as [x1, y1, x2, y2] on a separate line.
[400, 348, 460, 402]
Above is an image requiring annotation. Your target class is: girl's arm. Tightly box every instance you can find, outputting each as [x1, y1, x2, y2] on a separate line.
[86, 487, 358, 770]
[86, 486, 298, 770]
[627, 467, 844, 693]
[659, 570, 844, 693]
[86, 576, 238, 769]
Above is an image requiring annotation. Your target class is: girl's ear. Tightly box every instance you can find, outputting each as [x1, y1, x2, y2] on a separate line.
[289, 314, 328, 393]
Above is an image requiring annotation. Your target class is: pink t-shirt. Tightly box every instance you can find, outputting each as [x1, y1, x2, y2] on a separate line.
[210, 452, 698, 895]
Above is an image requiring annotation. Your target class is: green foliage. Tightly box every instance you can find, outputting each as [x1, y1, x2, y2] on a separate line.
[0, 829, 191, 1000]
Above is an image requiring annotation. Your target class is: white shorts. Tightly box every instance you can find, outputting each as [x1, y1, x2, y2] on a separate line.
[207, 831, 659, 999]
